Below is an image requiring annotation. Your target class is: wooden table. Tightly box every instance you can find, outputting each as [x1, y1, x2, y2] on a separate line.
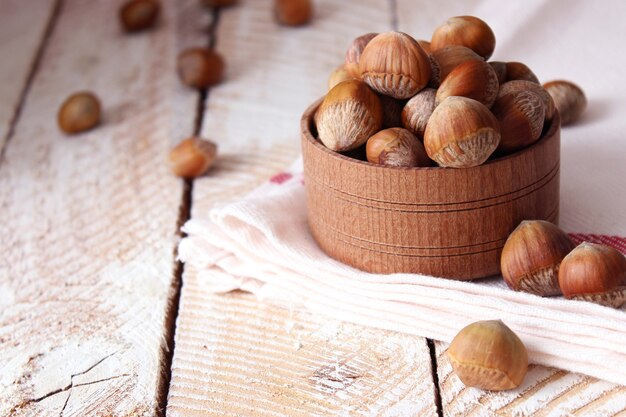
[1, 0, 624, 416]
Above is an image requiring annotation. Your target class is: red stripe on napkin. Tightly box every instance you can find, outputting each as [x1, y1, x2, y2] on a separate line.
[569, 234, 626, 254]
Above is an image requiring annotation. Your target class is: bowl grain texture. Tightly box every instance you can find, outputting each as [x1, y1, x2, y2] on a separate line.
[301, 98, 561, 280]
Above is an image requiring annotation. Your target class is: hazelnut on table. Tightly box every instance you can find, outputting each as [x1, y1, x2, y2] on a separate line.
[169, 137, 217, 178]
[57, 91, 101, 134]
[177, 48, 225, 89]
[119, 0, 160, 32]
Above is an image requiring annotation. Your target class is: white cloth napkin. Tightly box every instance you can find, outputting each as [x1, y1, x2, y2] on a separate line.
[179, 160, 626, 386]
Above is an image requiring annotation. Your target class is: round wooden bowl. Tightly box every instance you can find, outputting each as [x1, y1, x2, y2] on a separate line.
[301, 98, 561, 280]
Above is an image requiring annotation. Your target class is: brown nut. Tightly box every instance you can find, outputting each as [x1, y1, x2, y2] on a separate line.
[119, 0, 160, 32]
[489, 61, 507, 84]
[401, 88, 436, 139]
[505, 62, 539, 83]
[430, 45, 483, 86]
[366, 128, 431, 167]
[201, 0, 237, 7]
[315, 80, 383, 152]
[448, 320, 528, 391]
[57, 91, 101, 134]
[543, 80, 587, 126]
[169, 137, 217, 178]
[492, 90, 545, 154]
[558, 243, 626, 308]
[424, 96, 500, 168]
[436, 60, 499, 108]
[328, 65, 353, 90]
[177, 47, 225, 89]
[501, 220, 575, 296]
[431, 16, 496, 60]
[499, 80, 555, 121]
[345, 33, 378, 79]
[275, 0, 312, 26]
[359, 31, 431, 99]
[378, 94, 406, 129]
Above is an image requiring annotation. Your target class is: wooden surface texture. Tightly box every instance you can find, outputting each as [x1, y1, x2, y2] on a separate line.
[0, 0, 624, 416]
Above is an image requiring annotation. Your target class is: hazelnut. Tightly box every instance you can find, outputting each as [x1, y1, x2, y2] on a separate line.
[401, 88, 436, 139]
[430, 45, 482, 86]
[492, 90, 545, 154]
[177, 47, 225, 89]
[448, 320, 528, 391]
[499, 80, 556, 121]
[488, 61, 507, 84]
[57, 91, 101, 134]
[378, 94, 406, 129]
[314, 80, 383, 152]
[344, 33, 378, 79]
[501, 220, 575, 296]
[119, 0, 160, 32]
[543, 80, 587, 126]
[505, 62, 539, 83]
[423, 96, 500, 168]
[169, 137, 217, 178]
[431, 16, 496, 60]
[328, 65, 353, 90]
[366, 128, 431, 167]
[275, 0, 312, 26]
[201, 0, 237, 7]
[558, 243, 626, 308]
[359, 32, 431, 99]
[436, 60, 499, 108]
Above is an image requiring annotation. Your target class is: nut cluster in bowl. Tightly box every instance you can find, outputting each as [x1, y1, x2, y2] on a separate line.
[317, 16, 586, 169]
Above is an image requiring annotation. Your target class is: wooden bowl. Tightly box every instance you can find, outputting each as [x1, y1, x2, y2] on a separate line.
[301, 98, 561, 280]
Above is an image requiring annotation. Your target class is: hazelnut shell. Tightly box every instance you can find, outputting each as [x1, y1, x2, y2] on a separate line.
[492, 90, 545, 154]
[431, 16, 496, 59]
[424, 96, 500, 168]
[558, 243, 626, 307]
[275, 0, 312, 26]
[501, 220, 575, 296]
[57, 91, 101, 134]
[315, 80, 383, 152]
[436, 59, 499, 108]
[448, 320, 528, 391]
[169, 137, 217, 178]
[119, 0, 160, 32]
[401, 88, 436, 139]
[430, 45, 482, 86]
[177, 47, 225, 89]
[359, 31, 431, 99]
[366, 128, 431, 167]
[543, 80, 587, 126]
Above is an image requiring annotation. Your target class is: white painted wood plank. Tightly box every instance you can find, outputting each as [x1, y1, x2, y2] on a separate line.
[167, 0, 439, 415]
[0, 0, 57, 151]
[0, 0, 208, 414]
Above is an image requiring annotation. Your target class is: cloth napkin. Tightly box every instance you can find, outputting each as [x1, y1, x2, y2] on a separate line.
[179, 160, 626, 386]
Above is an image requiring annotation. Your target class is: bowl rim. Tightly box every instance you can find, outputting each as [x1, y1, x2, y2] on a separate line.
[301, 96, 560, 172]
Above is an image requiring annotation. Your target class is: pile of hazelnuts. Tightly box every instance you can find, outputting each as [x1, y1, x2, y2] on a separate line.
[317, 16, 587, 169]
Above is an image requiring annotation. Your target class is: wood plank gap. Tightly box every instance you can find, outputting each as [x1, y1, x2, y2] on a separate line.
[0, 0, 62, 164]
[427, 339, 445, 417]
[158, 7, 222, 416]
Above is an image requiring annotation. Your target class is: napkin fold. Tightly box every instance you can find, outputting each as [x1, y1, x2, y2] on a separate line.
[180, 160, 626, 386]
